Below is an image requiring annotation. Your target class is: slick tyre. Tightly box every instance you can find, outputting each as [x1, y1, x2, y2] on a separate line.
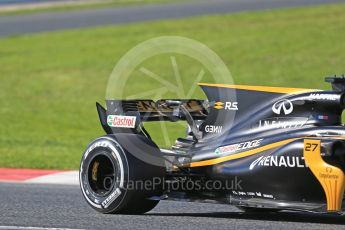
[80, 135, 165, 214]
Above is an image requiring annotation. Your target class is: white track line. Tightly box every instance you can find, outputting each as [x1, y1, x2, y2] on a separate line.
[0, 226, 83, 230]
[24, 171, 79, 185]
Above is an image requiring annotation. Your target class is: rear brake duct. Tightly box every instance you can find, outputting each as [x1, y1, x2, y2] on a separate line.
[303, 139, 345, 212]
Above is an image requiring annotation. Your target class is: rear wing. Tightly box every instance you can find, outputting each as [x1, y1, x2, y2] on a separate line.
[96, 99, 208, 134]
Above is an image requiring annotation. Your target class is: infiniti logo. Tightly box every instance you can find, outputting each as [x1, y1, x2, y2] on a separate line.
[272, 99, 293, 115]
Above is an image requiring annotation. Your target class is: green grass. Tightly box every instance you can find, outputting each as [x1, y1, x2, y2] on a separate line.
[1, 3, 345, 169]
[0, 0, 183, 16]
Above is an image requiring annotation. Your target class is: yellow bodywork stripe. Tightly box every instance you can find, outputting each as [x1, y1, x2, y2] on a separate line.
[189, 138, 297, 168]
[303, 139, 345, 212]
[198, 83, 318, 94]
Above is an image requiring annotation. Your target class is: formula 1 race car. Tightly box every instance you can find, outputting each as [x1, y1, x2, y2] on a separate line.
[80, 76, 345, 215]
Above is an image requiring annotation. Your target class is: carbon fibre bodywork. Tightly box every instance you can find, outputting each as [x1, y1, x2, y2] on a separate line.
[93, 77, 345, 214]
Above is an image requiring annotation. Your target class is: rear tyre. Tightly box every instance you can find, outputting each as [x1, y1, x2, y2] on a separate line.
[120, 199, 160, 215]
[80, 135, 165, 214]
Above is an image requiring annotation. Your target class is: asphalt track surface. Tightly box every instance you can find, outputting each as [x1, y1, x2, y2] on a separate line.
[0, 183, 345, 230]
[0, 0, 65, 5]
[1, 0, 345, 37]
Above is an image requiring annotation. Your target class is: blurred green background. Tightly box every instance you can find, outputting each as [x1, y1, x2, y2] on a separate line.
[1, 2, 345, 169]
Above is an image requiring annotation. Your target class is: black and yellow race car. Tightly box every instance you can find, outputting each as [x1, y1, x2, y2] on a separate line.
[80, 76, 345, 215]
